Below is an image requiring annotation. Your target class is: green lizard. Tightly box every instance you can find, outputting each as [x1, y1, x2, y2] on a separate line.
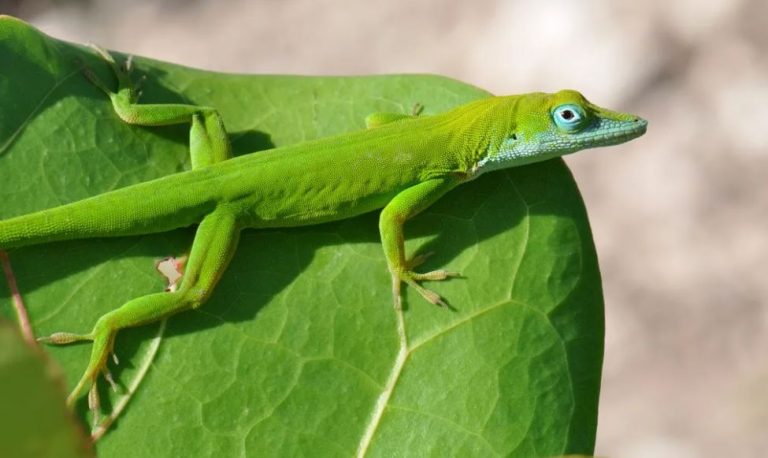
[0, 48, 646, 412]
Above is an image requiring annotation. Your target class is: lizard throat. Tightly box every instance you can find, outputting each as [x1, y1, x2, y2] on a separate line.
[475, 116, 647, 174]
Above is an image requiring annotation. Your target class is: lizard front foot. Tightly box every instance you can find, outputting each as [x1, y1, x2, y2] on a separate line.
[390, 253, 460, 309]
[82, 45, 151, 126]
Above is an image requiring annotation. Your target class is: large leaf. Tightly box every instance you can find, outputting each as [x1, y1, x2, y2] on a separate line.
[0, 16, 604, 457]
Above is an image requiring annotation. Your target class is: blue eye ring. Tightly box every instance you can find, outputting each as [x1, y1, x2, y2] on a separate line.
[552, 104, 587, 131]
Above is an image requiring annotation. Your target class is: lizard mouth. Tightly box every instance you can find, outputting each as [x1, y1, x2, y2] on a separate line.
[577, 117, 648, 147]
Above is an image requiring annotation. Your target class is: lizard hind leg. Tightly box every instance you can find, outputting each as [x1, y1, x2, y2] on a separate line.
[39, 209, 241, 418]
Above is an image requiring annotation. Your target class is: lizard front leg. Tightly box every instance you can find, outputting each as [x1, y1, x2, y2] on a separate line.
[365, 103, 423, 129]
[379, 177, 462, 309]
[84, 46, 231, 168]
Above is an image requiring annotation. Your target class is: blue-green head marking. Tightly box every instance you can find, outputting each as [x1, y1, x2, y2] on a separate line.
[476, 89, 647, 173]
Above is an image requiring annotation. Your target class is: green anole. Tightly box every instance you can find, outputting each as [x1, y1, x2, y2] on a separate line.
[0, 48, 646, 416]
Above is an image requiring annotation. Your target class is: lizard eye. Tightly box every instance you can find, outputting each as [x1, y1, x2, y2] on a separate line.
[552, 104, 587, 132]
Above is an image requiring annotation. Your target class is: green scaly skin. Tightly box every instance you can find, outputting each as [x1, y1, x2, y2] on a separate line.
[0, 48, 647, 416]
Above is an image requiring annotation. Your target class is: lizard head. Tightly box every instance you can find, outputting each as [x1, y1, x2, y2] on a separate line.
[476, 90, 647, 172]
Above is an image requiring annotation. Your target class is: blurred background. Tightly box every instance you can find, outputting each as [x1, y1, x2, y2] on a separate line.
[5, 0, 767, 455]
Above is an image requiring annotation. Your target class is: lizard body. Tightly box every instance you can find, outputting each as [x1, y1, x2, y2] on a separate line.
[0, 49, 647, 413]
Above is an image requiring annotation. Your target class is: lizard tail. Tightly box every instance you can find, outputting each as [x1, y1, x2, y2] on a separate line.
[0, 174, 216, 250]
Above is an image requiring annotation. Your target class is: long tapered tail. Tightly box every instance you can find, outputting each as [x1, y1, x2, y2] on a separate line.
[0, 173, 217, 250]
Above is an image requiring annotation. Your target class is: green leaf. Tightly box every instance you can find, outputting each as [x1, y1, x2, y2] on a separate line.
[0, 320, 93, 458]
[0, 16, 604, 457]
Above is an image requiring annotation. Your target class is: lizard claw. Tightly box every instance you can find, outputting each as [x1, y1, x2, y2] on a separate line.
[404, 252, 433, 270]
[87, 43, 117, 65]
[87, 382, 105, 429]
[123, 54, 134, 73]
[80, 64, 114, 96]
[37, 331, 92, 345]
[102, 368, 119, 392]
[410, 269, 460, 281]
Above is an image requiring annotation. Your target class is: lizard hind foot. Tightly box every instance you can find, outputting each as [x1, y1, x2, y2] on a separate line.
[43, 317, 120, 411]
